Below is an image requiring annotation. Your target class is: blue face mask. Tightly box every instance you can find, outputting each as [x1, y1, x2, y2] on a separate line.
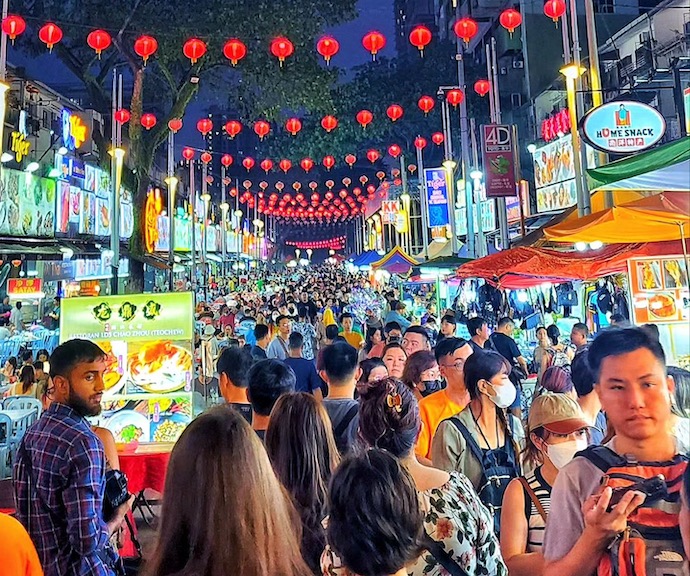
[420, 379, 444, 397]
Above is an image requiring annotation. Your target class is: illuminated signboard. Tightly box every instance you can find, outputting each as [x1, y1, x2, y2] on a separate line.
[541, 109, 571, 143]
[581, 101, 666, 154]
[8, 278, 43, 296]
[144, 188, 163, 253]
[61, 109, 89, 151]
[9, 110, 31, 163]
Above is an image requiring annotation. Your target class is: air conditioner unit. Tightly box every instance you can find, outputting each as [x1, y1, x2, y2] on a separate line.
[500, 66, 508, 75]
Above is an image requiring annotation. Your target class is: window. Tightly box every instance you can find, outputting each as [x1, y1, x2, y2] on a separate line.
[594, 0, 614, 13]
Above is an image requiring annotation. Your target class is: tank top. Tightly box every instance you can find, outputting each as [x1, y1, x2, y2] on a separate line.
[522, 467, 551, 552]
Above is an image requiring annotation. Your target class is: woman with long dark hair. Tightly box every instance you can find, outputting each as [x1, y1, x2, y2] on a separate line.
[322, 377, 507, 576]
[145, 406, 311, 576]
[10, 365, 36, 397]
[265, 393, 340, 573]
[432, 350, 523, 536]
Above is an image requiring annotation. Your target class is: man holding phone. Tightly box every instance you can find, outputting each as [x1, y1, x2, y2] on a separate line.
[543, 327, 688, 576]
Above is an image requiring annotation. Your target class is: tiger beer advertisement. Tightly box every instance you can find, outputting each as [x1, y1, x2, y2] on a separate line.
[628, 256, 689, 325]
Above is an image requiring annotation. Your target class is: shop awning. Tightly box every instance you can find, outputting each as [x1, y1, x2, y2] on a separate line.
[371, 246, 419, 275]
[415, 240, 452, 261]
[351, 250, 382, 267]
[587, 137, 690, 192]
[130, 254, 172, 270]
[544, 192, 690, 244]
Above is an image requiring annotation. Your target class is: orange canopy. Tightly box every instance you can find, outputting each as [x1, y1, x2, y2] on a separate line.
[544, 192, 690, 244]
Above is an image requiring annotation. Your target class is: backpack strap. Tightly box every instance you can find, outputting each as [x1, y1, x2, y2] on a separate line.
[448, 417, 484, 466]
[421, 533, 471, 576]
[518, 477, 547, 523]
[333, 404, 358, 440]
[577, 445, 627, 473]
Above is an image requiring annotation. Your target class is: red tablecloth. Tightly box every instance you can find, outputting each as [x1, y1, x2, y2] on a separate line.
[118, 451, 171, 494]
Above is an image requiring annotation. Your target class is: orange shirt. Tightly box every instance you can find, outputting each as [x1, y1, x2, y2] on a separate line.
[415, 389, 468, 460]
[0, 514, 43, 576]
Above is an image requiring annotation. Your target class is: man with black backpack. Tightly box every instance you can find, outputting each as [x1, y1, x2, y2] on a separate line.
[319, 342, 361, 454]
[543, 327, 689, 576]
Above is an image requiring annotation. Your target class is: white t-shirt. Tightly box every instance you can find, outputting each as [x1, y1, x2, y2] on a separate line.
[673, 417, 690, 455]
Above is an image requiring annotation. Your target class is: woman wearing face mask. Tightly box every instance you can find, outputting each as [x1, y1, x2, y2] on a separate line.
[402, 350, 444, 401]
[499, 393, 589, 576]
[381, 342, 407, 379]
[431, 350, 524, 536]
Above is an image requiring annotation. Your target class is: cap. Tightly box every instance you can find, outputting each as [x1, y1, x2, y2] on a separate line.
[203, 324, 216, 337]
[528, 392, 590, 435]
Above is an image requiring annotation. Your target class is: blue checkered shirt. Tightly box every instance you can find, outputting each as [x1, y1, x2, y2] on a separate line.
[13, 402, 114, 576]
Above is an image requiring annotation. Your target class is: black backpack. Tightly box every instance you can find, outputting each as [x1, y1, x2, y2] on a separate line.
[448, 416, 520, 536]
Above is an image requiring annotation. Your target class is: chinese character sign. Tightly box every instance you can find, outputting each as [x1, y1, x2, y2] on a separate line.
[481, 125, 517, 198]
[423, 168, 450, 227]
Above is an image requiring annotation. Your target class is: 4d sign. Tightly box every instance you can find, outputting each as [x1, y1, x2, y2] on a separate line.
[61, 109, 88, 151]
[581, 101, 666, 154]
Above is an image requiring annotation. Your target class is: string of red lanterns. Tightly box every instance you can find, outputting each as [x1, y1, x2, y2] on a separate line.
[285, 237, 347, 250]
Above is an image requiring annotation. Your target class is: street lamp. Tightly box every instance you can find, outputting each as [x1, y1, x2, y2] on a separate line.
[560, 64, 589, 217]
[527, 143, 537, 154]
[400, 192, 411, 253]
[306, 248, 313, 260]
[233, 209, 243, 265]
[109, 147, 125, 295]
[220, 202, 229, 276]
[469, 169, 483, 181]
[442, 160, 459, 254]
[295, 248, 301, 260]
[442, 159, 457, 170]
[165, 175, 179, 291]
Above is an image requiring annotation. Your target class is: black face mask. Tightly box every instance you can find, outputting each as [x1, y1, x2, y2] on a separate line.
[419, 379, 444, 397]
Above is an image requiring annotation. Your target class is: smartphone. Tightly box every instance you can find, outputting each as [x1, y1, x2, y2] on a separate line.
[606, 474, 668, 512]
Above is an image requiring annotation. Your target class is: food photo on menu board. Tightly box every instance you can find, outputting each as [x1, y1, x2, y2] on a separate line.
[59, 292, 195, 444]
[0, 169, 56, 237]
[628, 256, 690, 324]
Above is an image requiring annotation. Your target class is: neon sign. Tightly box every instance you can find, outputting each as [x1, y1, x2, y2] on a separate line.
[61, 109, 88, 151]
[9, 110, 31, 162]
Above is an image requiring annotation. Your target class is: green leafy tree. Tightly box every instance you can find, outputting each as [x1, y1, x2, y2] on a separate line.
[18, 0, 356, 288]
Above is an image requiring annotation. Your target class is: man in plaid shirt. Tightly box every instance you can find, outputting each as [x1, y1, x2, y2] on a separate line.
[14, 339, 132, 576]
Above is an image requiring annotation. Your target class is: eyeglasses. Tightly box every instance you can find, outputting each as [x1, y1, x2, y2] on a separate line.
[441, 359, 466, 370]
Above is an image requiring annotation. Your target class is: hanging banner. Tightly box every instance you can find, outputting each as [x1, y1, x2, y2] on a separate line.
[481, 124, 517, 198]
[628, 255, 689, 325]
[381, 200, 399, 224]
[581, 101, 666, 154]
[423, 168, 450, 227]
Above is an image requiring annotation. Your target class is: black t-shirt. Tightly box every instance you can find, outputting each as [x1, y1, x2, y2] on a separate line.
[229, 402, 252, 424]
[490, 333, 521, 366]
[469, 339, 494, 355]
[251, 345, 267, 360]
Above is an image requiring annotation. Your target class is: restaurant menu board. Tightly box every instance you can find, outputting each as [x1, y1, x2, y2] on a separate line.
[0, 169, 56, 237]
[628, 255, 690, 325]
[60, 292, 195, 444]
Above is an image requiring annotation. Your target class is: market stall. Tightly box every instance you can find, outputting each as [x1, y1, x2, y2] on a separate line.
[371, 246, 419, 275]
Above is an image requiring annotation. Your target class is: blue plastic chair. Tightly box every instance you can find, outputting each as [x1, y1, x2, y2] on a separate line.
[0, 413, 13, 479]
[4, 396, 42, 417]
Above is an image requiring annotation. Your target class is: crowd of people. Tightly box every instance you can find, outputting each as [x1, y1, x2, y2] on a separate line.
[1, 264, 689, 576]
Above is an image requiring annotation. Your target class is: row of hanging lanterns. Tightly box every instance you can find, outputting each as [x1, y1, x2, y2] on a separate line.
[2, 9, 530, 64]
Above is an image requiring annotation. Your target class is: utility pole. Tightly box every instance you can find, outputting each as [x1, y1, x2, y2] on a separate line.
[416, 142, 430, 260]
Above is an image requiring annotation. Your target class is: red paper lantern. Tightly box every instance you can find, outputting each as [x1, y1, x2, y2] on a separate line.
[500, 8, 522, 34]
[300, 158, 314, 172]
[168, 118, 183, 133]
[114, 109, 131, 124]
[134, 35, 158, 64]
[339, 190, 348, 199]
[38, 23, 63, 51]
[242, 157, 255, 171]
[200, 151, 212, 164]
[409, 25, 432, 57]
[2, 15, 26, 42]
[414, 136, 427, 150]
[221, 154, 233, 167]
[362, 31, 386, 59]
[260, 159, 274, 173]
[387, 104, 404, 122]
[254, 120, 270, 140]
[87, 29, 111, 57]
[418, 95, 435, 115]
[285, 117, 302, 136]
[388, 144, 401, 158]
[474, 79, 491, 97]
[197, 118, 213, 136]
[543, 0, 566, 22]
[182, 147, 195, 161]
[323, 155, 335, 171]
[446, 89, 464, 107]
[408, 164, 417, 173]
[453, 17, 478, 45]
[344, 154, 357, 167]
[367, 149, 380, 163]
[140, 113, 157, 130]
[316, 35, 340, 64]
[432, 132, 444, 145]
[321, 115, 338, 132]
[279, 159, 292, 173]
[183, 38, 207, 64]
[356, 109, 374, 129]
[270, 37, 294, 65]
[223, 39, 247, 65]
[224, 120, 242, 138]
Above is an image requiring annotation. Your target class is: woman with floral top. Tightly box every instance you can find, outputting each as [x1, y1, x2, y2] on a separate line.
[321, 377, 507, 576]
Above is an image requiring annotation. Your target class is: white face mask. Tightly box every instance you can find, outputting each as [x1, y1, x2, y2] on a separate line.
[485, 380, 516, 409]
[546, 438, 588, 469]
